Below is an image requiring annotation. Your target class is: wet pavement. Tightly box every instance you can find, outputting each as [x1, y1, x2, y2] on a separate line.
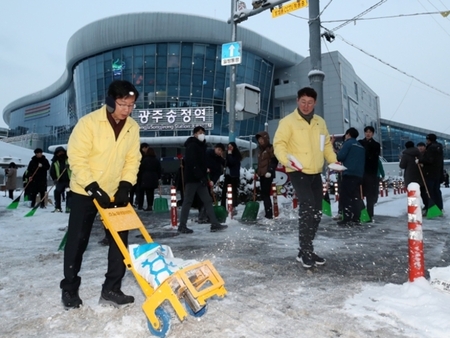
[89, 202, 450, 286]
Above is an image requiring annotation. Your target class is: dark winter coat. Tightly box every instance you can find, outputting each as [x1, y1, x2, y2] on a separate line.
[183, 136, 208, 184]
[206, 148, 225, 183]
[50, 147, 71, 183]
[26, 155, 50, 189]
[337, 138, 365, 178]
[420, 142, 444, 180]
[225, 153, 241, 178]
[138, 154, 161, 189]
[399, 147, 422, 186]
[358, 137, 380, 176]
[256, 131, 278, 177]
[5, 167, 17, 190]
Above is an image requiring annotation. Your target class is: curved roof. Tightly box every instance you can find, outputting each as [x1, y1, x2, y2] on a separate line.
[3, 12, 304, 124]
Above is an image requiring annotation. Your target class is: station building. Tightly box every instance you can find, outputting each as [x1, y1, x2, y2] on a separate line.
[2, 12, 448, 172]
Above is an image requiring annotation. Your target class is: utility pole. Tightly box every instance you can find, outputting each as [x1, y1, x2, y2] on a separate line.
[229, 0, 237, 143]
[308, 0, 325, 118]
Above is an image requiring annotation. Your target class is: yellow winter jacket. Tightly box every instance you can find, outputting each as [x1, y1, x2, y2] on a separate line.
[273, 109, 337, 174]
[67, 106, 141, 196]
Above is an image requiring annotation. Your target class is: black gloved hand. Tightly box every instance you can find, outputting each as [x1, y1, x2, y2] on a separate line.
[114, 181, 132, 206]
[85, 182, 110, 208]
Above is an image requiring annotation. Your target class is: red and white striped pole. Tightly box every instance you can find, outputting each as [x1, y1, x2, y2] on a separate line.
[379, 180, 384, 197]
[170, 186, 177, 229]
[271, 183, 279, 218]
[293, 193, 298, 209]
[407, 182, 425, 282]
[227, 184, 234, 219]
[384, 181, 389, 197]
[334, 181, 339, 202]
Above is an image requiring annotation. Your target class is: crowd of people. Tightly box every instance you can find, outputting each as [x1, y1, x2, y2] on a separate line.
[4, 82, 448, 311]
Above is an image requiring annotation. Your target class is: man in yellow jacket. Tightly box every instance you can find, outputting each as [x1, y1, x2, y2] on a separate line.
[274, 87, 338, 269]
[60, 80, 141, 310]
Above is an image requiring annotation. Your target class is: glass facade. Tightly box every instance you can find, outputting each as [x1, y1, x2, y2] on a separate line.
[8, 42, 273, 150]
[381, 123, 450, 162]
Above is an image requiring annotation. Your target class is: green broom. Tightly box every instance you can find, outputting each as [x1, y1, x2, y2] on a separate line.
[417, 160, 443, 218]
[24, 168, 67, 217]
[359, 185, 371, 223]
[322, 170, 332, 217]
[208, 174, 227, 223]
[6, 165, 40, 209]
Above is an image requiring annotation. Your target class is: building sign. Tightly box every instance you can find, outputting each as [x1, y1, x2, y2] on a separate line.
[132, 106, 214, 131]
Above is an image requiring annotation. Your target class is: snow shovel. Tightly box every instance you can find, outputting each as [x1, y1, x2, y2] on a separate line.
[153, 180, 169, 213]
[208, 175, 227, 223]
[417, 160, 443, 219]
[6, 165, 40, 209]
[241, 175, 260, 222]
[359, 185, 371, 223]
[58, 231, 68, 251]
[24, 168, 67, 217]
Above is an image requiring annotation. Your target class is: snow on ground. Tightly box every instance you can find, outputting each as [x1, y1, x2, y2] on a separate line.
[1, 187, 450, 338]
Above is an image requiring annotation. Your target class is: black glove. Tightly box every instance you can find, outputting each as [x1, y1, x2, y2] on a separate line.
[114, 181, 132, 206]
[85, 182, 110, 208]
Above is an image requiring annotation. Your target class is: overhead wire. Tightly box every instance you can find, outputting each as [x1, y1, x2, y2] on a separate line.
[331, 0, 388, 31]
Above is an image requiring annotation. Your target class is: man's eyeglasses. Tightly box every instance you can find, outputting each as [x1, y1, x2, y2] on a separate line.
[115, 101, 136, 109]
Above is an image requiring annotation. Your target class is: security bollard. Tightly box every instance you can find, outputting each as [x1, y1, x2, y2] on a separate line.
[170, 186, 177, 229]
[334, 182, 339, 202]
[293, 193, 298, 209]
[272, 183, 279, 218]
[227, 184, 234, 219]
[407, 182, 425, 282]
[379, 180, 384, 197]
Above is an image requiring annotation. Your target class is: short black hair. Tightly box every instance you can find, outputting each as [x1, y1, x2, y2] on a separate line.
[34, 148, 43, 154]
[193, 126, 205, 134]
[417, 142, 426, 147]
[140, 142, 149, 149]
[405, 141, 414, 148]
[107, 80, 139, 101]
[345, 127, 359, 139]
[297, 87, 317, 101]
[426, 133, 437, 142]
[364, 126, 375, 133]
[215, 143, 225, 151]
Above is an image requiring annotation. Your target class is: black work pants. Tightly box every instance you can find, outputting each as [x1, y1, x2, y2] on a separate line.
[54, 181, 70, 209]
[60, 192, 128, 292]
[340, 175, 362, 222]
[259, 176, 274, 219]
[180, 182, 219, 226]
[289, 171, 323, 253]
[362, 174, 378, 219]
[137, 186, 155, 209]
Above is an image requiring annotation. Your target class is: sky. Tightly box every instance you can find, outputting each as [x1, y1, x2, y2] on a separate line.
[2, 135, 450, 337]
[1, 0, 450, 135]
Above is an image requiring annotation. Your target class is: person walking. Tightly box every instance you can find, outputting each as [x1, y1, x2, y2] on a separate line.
[178, 126, 228, 234]
[399, 141, 422, 187]
[358, 126, 381, 222]
[5, 162, 18, 199]
[255, 131, 278, 219]
[220, 142, 242, 209]
[336, 128, 365, 226]
[418, 133, 444, 211]
[26, 148, 50, 208]
[60, 80, 141, 310]
[49, 146, 71, 213]
[198, 143, 225, 223]
[274, 87, 338, 268]
[136, 147, 161, 211]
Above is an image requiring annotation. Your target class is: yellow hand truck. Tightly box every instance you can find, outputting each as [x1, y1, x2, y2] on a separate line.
[94, 200, 227, 337]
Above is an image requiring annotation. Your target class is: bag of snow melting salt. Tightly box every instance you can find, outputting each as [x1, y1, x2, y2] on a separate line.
[129, 242, 198, 289]
[429, 266, 450, 294]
